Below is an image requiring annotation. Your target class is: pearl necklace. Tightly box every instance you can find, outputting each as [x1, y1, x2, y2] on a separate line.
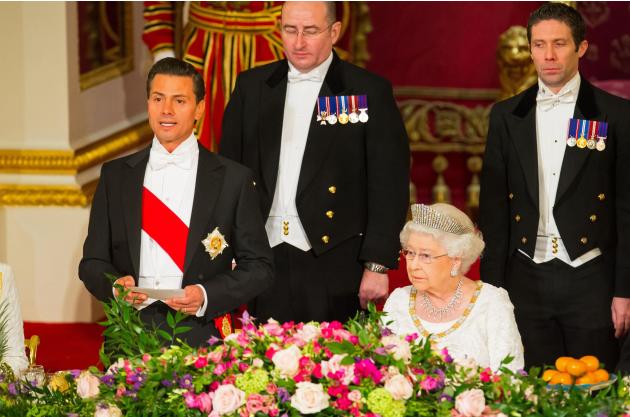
[418, 277, 463, 320]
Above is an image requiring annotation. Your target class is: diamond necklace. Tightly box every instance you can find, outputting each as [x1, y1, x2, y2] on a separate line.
[418, 277, 463, 320]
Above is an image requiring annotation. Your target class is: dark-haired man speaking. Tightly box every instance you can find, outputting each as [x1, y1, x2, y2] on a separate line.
[79, 58, 273, 346]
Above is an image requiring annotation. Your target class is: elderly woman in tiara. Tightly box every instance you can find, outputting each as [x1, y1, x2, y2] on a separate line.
[383, 203, 524, 372]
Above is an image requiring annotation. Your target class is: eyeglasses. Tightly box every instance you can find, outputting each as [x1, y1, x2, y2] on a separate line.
[281, 24, 333, 39]
[401, 249, 448, 264]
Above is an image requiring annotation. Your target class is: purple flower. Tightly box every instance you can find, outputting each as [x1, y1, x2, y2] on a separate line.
[178, 374, 193, 390]
[161, 379, 173, 387]
[438, 393, 453, 402]
[380, 327, 393, 337]
[100, 374, 115, 387]
[277, 387, 290, 403]
[66, 414, 79, 417]
[7, 383, 18, 396]
[69, 369, 82, 379]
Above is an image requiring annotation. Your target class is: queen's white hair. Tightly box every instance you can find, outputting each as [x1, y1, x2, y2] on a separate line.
[399, 203, 485, 273]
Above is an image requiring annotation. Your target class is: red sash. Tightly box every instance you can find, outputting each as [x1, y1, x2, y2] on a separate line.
[141, 187, 232, 338]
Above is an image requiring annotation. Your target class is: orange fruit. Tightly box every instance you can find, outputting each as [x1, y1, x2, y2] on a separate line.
[579, 355, 600, 372]
[592, 369, 609, 383]
[566, 359, 587, 377]
[555, 356, 572, 372]
[549, 372, 573, 385]
[575, 373, 597, 385]
[542, 369, 559, 382]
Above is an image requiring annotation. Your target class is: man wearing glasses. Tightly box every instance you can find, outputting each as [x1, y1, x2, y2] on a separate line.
[220, 1, 409, 324]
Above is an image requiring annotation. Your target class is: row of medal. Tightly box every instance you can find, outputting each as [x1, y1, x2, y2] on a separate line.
[567, 118, 608, 151]
[316, 95, 369, 125]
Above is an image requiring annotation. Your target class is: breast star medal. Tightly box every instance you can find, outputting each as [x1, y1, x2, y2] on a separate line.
[202, 227, 229, 260]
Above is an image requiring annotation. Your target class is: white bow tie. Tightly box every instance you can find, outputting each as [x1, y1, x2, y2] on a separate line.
[536, 89, 576, 111]
[149, 149, 193, 171]
[287, 71, 323, 83]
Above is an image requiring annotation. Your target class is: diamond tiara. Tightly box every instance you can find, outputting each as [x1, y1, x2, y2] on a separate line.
[410, 204, 474, 235]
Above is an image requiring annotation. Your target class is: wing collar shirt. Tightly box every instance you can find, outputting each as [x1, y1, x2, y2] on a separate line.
[136, 134, 208, 316]
[527, 72, 601, 266]
[266, 52, 333, 251]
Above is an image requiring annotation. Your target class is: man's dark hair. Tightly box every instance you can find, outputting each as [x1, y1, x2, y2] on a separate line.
[527, 3, 586, 51]
[146, 57, 205, 103]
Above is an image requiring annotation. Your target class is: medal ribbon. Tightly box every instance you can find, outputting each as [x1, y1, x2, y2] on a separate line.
[350, 95, 357, 113]
[589, 120, 598, 140]
[325, 96, 331, 117]
[579, 118, 588, 139]
[340, 95, 347, 113]
[358, 95, 368, 109]
[598, 121, 608, 139]
[568, 118, 577, 138]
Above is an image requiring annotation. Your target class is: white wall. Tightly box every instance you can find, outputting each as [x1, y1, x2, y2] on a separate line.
[0, 2, 151, 322]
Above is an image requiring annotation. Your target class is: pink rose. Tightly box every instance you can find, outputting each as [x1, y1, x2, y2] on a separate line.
[246, 393, 268, 414]
[213, 384, 245, 415]
[194, 356, 209, 369]
[455, 388, 486, 417]
[272, 345, 302, 378]
[197, 392, 213, 413]
[76, 371, 100, 399]
[384, 374, 413, 400]
[347, 390, 362, 403]
[290, 382, 330, 414]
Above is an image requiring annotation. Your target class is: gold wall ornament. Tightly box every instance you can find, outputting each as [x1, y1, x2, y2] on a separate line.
[0, 121, 153, 175]
[431, 155, 451, 204]
[398, 99, 490, 154]
[466, 156, 483, 218]
[497, 25, 537, 101]
[0, 180, 98, 207]
[79, 2, 134, 90]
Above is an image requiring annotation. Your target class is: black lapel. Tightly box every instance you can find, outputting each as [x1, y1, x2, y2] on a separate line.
[184, 144, 225, 273]
[555, 78, 600, 205]
[122, 147, 150, 279]
[297, 51, 345, 197]
[259, 60, 289, 199]
[509, 84, 539, 207]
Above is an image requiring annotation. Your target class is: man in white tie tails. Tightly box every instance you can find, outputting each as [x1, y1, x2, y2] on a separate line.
[479, 3, 630, 371]
[219, 1, 409, 324]
[79, 58, 273, 346]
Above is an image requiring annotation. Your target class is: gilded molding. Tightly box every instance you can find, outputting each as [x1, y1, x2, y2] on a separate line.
[0, 121, 153, 174]
[0, 179, 99, 207]
[395, 86, 500, 101]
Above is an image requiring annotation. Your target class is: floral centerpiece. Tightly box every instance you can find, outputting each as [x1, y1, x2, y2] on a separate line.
[2, 292, 630, 417]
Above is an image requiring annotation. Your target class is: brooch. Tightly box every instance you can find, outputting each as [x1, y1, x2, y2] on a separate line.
[202, 227, 229, 260]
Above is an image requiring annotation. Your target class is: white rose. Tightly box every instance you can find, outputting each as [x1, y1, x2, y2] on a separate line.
[380, 335, 412, 363]
[295, 323, 321, 343]
[94, 404, 122, 417]
[272, 345, 302, 378]
[454, 355, 479, 380]
[320, 354, 354, 385]
[385, 374, 413, 400]
[291, 382, 330, 414]
[213, 384, 245, 415]
[455, 388, 486, 417]
[76, 371, 100, 399]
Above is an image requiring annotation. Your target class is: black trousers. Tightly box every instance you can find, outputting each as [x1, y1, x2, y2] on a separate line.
[505, 251, 618, 371]
[251, 237, 363, 324]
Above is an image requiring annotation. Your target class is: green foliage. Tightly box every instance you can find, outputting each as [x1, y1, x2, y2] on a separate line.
[99, 273, 191, 367]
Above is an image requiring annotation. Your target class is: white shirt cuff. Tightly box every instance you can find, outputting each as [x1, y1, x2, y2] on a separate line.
[194, 284, 208, 317]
